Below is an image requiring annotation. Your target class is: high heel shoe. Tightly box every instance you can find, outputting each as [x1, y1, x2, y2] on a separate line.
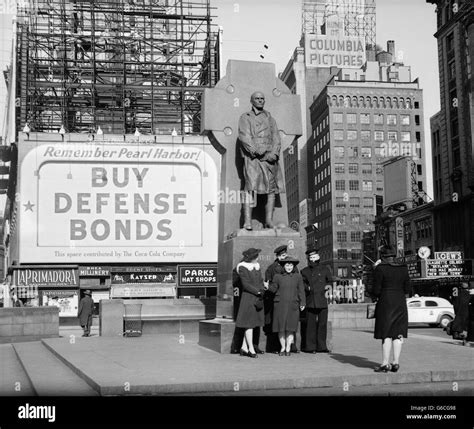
[248, 352, 258, 358]
[374, 364, 391, 373]
[285, 351, 291, 356]
[279, 350, 285, 356]
[239, 349, 248, 357]
[391, 364, 400, 373]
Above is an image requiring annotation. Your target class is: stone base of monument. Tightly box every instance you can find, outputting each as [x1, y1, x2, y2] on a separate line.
[199, 228, 306, 353]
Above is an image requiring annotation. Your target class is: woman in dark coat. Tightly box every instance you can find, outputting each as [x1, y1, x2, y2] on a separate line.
[235, 248, 265, 358]
[373, 246, 411, 372]
[267, 256, 306, 356]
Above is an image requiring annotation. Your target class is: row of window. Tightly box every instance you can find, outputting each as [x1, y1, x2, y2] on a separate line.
[315, 200, 331, 216]
[328, 95, 419, 110]
[336, 231, 362, 243]
[314, 166, 331, 185]
[314, 149, 330, 168]
[333, 130, 416, 142]
[336, 197, 374, 208]
[336, 249, 363, 260]
[335, 179, 375, 192]
[336, 214, 375, 225]
[315, 182, 331, 200]
[334, 163, 384, 175]
[333, 113, 417, 126]
[313, 133, 330, 154]
[314, 117, 330, 135]
[334, 146, 384, 159]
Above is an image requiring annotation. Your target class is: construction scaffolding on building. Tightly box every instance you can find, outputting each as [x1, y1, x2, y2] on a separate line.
[301, 0, 376, 50]
[15, 0, 220, 136]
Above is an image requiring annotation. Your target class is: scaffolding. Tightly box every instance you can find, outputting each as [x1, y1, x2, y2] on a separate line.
[301, 0, 376, 50]
[15, 0, 220, 135]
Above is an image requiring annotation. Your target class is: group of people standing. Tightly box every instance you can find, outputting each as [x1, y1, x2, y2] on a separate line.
[234, 245, 332, 357]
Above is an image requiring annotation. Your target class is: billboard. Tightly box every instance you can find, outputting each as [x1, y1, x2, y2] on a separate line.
[19, 142, 218, 263]
[305, 34, 365, 68]
[383, 158, 412, 207]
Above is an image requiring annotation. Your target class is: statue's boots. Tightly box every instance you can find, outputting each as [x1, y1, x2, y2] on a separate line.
[243, 202, 253, 230]
[265, 193, 276, 229]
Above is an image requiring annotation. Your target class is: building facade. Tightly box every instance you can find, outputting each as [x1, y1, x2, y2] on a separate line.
[308, 49, 427, 278]
[427, 0, 474, 257]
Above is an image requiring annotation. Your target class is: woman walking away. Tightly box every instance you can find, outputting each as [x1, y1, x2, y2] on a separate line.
[268, 256, 305, 356]
[373, 245, 411, 372]
[235, 248, 265, 358]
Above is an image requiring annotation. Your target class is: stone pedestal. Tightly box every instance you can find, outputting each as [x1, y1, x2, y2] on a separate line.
[99, 299, 124, 337]
[199, 229, 306, 353]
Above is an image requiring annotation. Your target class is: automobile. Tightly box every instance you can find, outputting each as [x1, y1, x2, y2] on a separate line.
[407, 296, 455, 328]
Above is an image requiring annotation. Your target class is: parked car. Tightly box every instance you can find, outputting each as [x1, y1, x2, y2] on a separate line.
[407, 296, 455, 328]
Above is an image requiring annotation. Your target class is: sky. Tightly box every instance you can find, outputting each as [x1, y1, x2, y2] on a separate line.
[215, 0, 440, 198]
[0, 0, 440, 198]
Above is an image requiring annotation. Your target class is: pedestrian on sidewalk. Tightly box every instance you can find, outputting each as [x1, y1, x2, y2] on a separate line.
[373, 245, 411, 373]
[450, 282, 470, 343]
[301, 247, 333, 354]
[267, 256, 305, 356]
[78, 290, 94, 337]
[265, 244, 300, 353]
[235, 248, 265, 358]
[12, 292, 23, 307]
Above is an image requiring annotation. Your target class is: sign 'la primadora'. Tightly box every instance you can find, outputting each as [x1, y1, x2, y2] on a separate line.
[18, 141, 218, 263]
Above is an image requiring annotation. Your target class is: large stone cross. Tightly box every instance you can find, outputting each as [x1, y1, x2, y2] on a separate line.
[201, 60, 302, 242]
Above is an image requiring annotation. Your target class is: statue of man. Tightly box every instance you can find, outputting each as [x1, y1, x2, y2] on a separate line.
[238, 91, 285, 230]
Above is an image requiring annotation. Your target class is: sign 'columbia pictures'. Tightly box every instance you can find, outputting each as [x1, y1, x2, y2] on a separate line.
[19, 143, 218, 263]
[305, 18, 365, 68]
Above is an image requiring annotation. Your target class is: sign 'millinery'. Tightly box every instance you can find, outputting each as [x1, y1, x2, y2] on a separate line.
[19, 142, 218, 263]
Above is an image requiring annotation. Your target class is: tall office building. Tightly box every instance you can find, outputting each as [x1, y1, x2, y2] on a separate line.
[308, 42, 427, 278]
[427, 0, 474, 257]
[280, 0, 376, 232]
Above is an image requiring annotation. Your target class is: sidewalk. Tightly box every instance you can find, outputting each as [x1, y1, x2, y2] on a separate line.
[41, 328, 474, 395]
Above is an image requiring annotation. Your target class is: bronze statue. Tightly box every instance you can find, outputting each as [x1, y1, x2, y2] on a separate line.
[238, 91, 285, 230]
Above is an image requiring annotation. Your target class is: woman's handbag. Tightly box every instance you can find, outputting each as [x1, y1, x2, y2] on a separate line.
[255, 296, 264, 311]
[366, 303, 376, 319]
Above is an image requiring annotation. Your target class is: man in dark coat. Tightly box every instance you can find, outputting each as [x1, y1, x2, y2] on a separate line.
[265, 244, 300, 352]
[78, 290, 94, 337]
[238, 91, 285, 230]
[301, 247, 333, 353]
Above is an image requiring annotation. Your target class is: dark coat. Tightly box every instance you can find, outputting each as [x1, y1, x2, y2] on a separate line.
[452, 288, 470, 333]
[270, 271, 306, 333]
[301, 263, 333, 309]
[373, 262, 410, 339]
[235, 263, 265, 329]
[238, 108, 285, 194]
[78, 295, 94, 325]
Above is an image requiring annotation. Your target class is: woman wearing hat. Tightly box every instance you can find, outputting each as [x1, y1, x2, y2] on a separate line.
[373, 245, 411, 372]
[267, 256, 305, 356]
[235, 248, 265, 358]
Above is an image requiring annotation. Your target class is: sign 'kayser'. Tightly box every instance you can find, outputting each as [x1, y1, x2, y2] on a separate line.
[18, 141, 218, 263]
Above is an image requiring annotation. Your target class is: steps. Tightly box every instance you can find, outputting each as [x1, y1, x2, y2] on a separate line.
[0, 344, 35, 396]
[12, 342, 98, 396]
